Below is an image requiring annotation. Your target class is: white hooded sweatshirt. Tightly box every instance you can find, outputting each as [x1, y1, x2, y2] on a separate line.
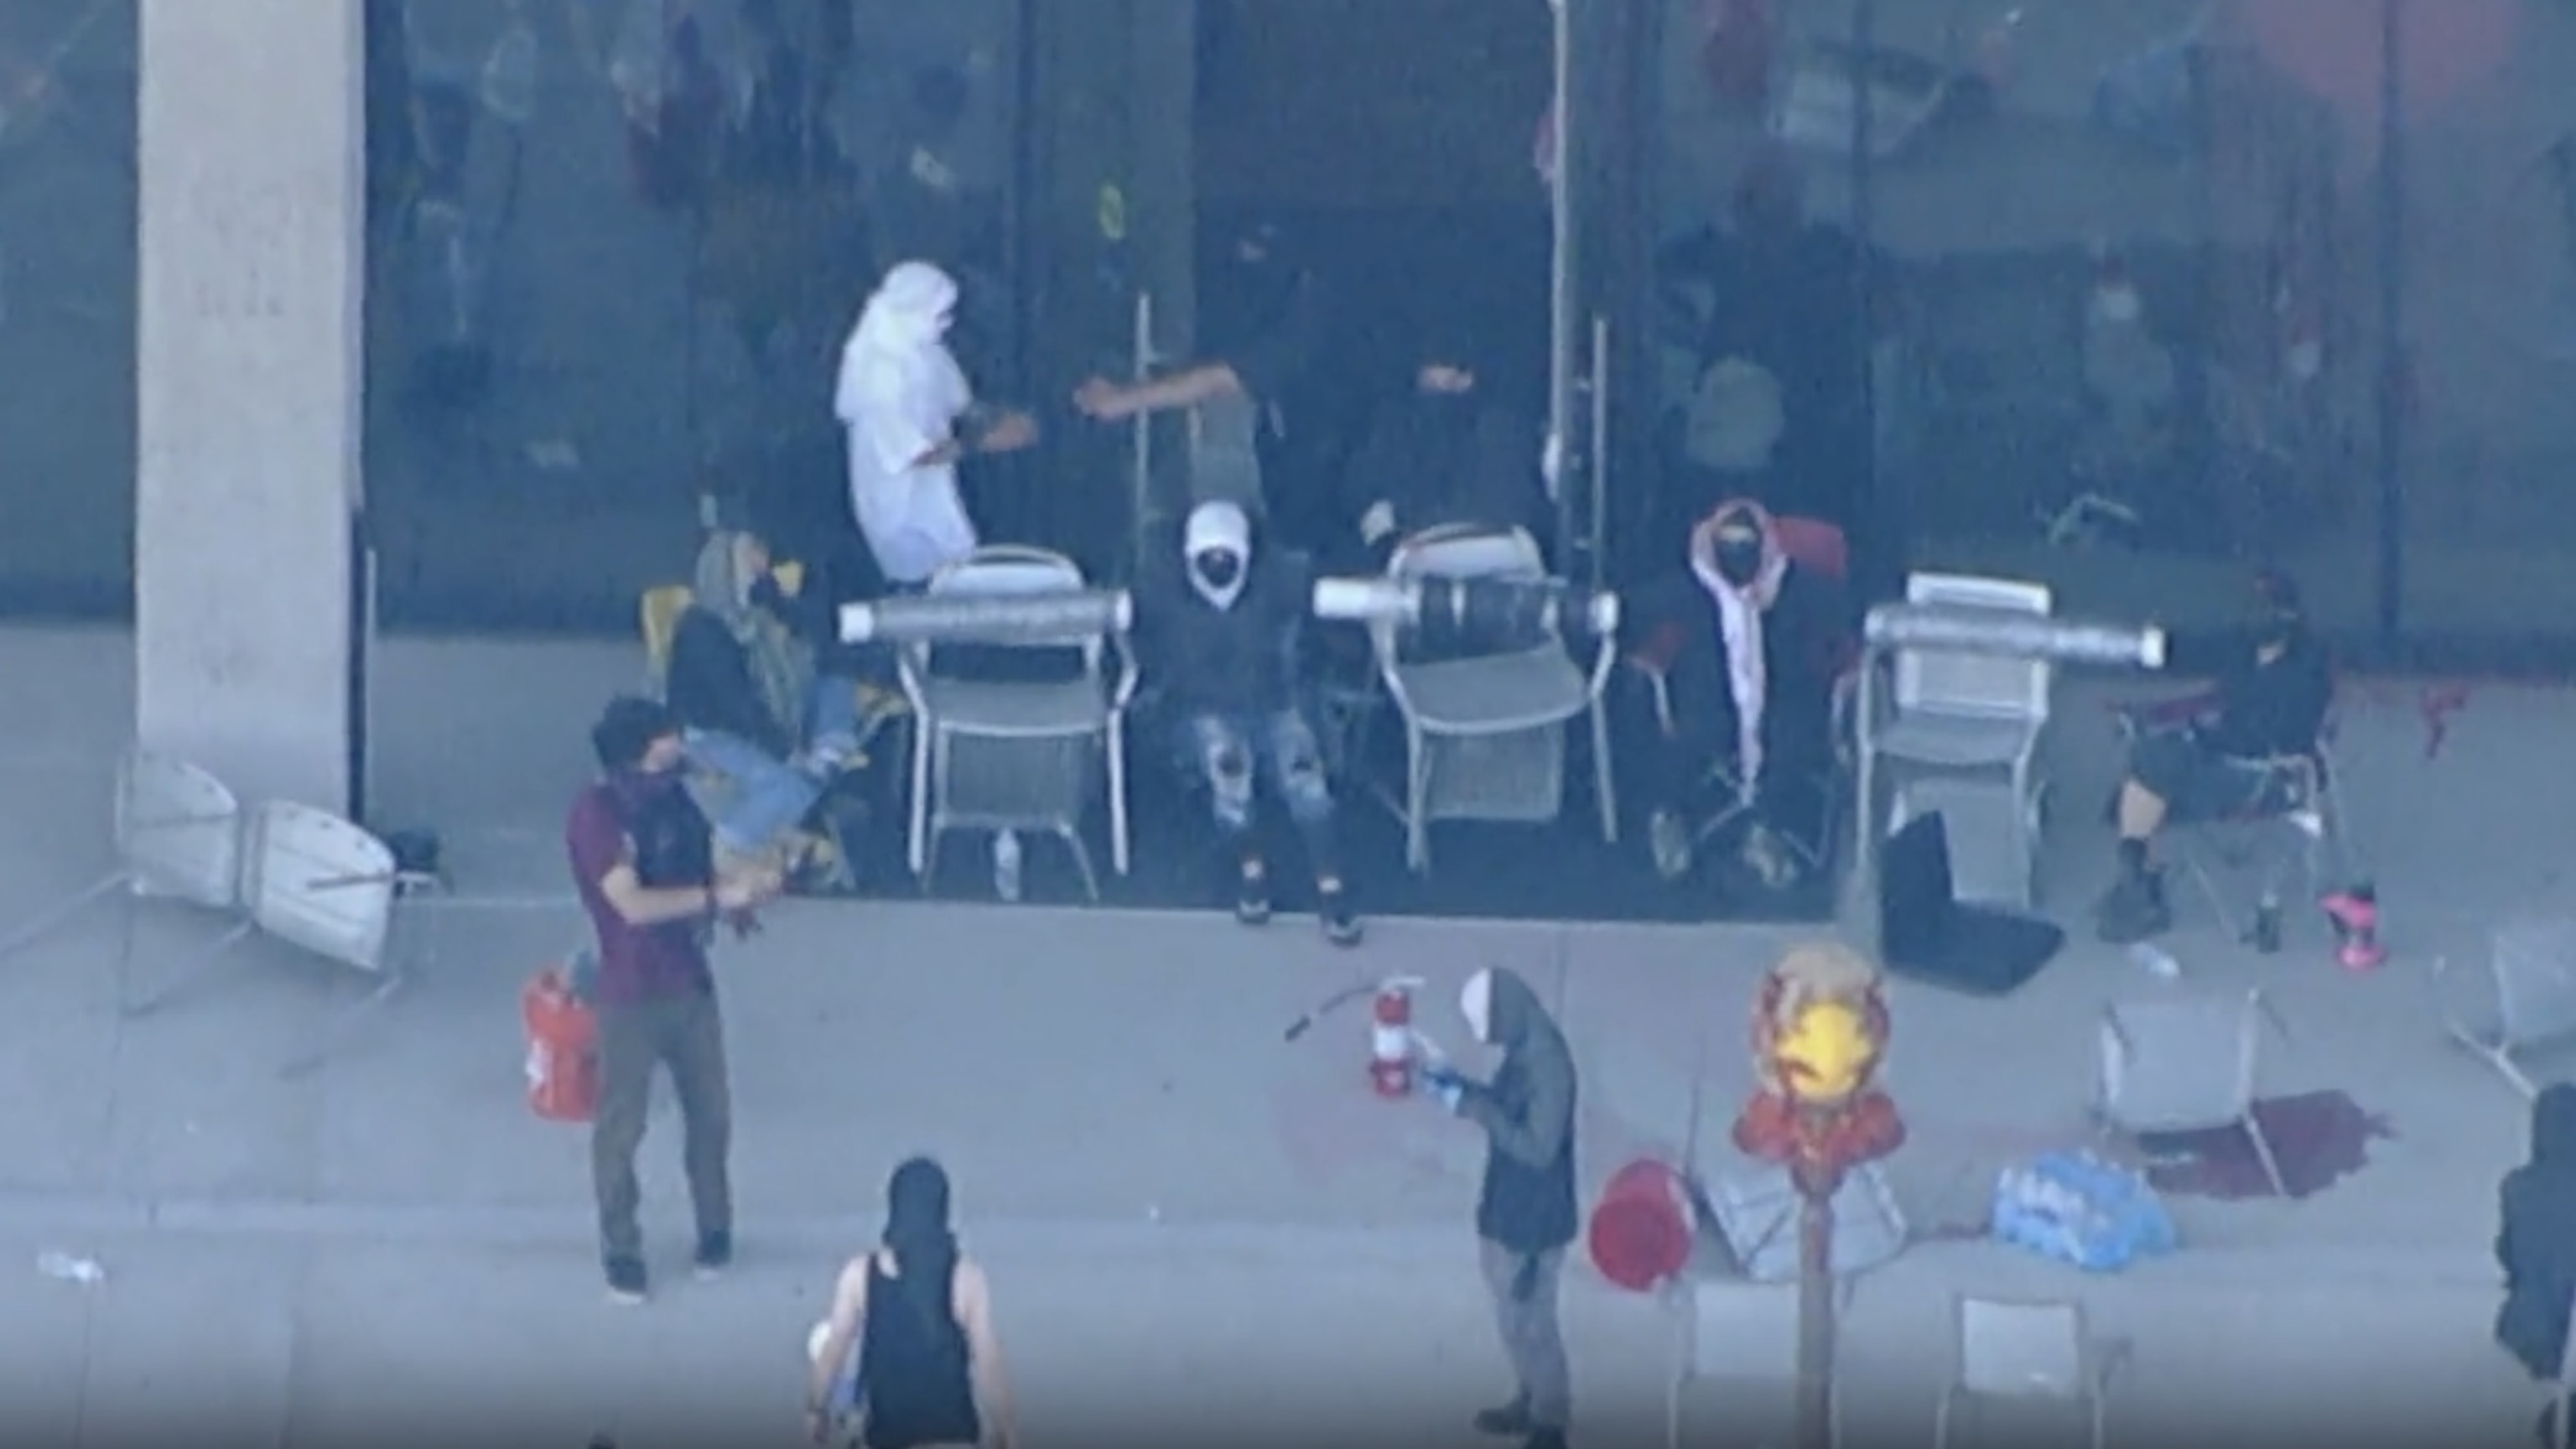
[836, 262, 977, 587]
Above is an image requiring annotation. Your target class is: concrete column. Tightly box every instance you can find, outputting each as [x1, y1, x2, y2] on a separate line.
[134, 0, 366, 815]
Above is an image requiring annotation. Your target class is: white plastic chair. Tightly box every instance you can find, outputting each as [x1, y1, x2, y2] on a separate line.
[1934, 1296, 2130, 1449]
[1665, 1275, 1847, 1449]
[2095, 989, 2291, 1197]
[898, 545, 1138, 896]
[2439, 921, 2576, 1100]
[1370, 524, 1619, 872]
[0, 749, 247, 965]
[123, 800, 436, 1077]
[1868, 573, 2053, 908]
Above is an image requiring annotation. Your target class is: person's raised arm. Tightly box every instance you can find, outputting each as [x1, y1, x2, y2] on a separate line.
[953, 1259, 1018, 1449]
[1073, 362, 1246, 423]
[804, 1255, 871, 1441]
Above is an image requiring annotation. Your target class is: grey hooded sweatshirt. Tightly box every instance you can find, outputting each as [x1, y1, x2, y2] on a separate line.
[2497, 1083, 2576, 1380]
[1459, 967, 1580, 1254]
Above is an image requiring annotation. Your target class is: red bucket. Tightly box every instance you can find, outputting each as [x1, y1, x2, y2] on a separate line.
[1587, 1158, 1695, 1293]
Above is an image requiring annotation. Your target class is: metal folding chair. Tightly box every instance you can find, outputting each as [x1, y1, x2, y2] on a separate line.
[122, 800, 439, 1078]
[2439, 921, 2576, 1100]
[0, 749, 247, 967]
[2095, 989, 2292, 1197]
[897, 546, 1138, 896]
[1862, 573, 2054, 909]
[1369, 523, 1619, 873]
[1934, 1295, 2131, 1449]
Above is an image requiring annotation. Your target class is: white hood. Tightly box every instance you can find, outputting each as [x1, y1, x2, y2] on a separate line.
[1183, 501, 1253, 612]
[835, 261, 964, 426]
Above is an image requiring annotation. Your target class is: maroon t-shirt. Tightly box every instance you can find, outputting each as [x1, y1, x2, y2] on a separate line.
[565, 783, 715, 1006]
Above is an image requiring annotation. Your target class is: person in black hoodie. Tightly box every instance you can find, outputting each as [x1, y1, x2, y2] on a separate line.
[1425, 966, 1580, 1449]
[1339, 325, 1546, 571]
[1139, 501, 1360, 945]
[2499, 1083, 2576, 1436]
[1626, 498, 1847, 892]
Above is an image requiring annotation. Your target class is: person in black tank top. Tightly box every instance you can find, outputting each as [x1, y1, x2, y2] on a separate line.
[807, 1159, 1016, 1449]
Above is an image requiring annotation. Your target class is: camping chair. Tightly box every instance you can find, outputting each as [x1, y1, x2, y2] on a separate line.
[0, 749, 247, 967]
[2094, 988, 2292, 1197]
[896, 545, 1137, 897]
[122, 800, 440, 1078]
[1623, 516, 1859, 877]
[1369, 523, 1620, 873]
[1861, 573, 2054, 910]
[1933, 1295, 2131, 1449]
[2438, 921, 2576, 1100]
[641, 584, 693, 694]
[1664, 1275, 1846, 1449]
[2108, 685, 2354, 948]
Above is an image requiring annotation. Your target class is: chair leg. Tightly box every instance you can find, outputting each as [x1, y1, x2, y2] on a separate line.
[1058, 828, 1102, 903]
[1933, 1387, 1958, 1449]
[1591, 704, 1619, 846]
[278, 969, 407, 1079]
[2241, 1111, 2293, 1197]
[2090, 1390, 2108, 1449]
[0, 870, 133, 964]
[1105, 724, 1131, 877]
[907, 724, 932, 879]
[1405, 730, 1430, 874]
[118, 920, 257, 1019]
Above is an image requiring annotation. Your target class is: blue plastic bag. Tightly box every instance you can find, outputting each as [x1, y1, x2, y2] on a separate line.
[1990, 1150, 2179, 1272]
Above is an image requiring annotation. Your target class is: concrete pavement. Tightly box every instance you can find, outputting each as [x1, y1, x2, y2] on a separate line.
[0, 623, 2571, 1444]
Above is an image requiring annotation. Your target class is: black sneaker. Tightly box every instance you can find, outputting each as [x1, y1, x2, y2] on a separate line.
[604, 1255, 649, 1305]
[693, 1229, 733, 1278]
[2094, 868, 2172, 945]
[1472, 1399, 1532, 1437]
[1235, 858, 1273, 926]
[1318, 882, 1363, 948]
[1522, 1429, 1569, 1449]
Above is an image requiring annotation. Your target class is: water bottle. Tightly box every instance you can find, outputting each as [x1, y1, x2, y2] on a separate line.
[992, 830, 1022, 903]
[2127, 941, 2182, 979]
[36, 1251, 103, 1284]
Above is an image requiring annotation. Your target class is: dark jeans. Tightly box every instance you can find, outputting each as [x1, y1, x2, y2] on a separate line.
[1619, 676, 1831, 849]
[2128, 728, 2288, 825]
[591, 990, 733, 1265]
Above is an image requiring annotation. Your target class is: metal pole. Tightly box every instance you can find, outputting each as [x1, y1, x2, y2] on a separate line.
[1130, 291, 1156, 565]
[1794, 1166, 1837, 1449]
[1850, 0, 1886, 602]
[1589, 314, 1612, 590]
[1547, 0, 1580, 557]
[2372, 0, 2407, 647]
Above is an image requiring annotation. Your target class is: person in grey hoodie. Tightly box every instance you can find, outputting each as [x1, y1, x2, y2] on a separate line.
[2498, 1083, 2576, 1440]
[1426, 967, 1580, 1449]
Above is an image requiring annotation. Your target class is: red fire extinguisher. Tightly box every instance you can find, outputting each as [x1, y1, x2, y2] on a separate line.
[522, 963, 600, 1124]
[1370, 977, 1426, 1099]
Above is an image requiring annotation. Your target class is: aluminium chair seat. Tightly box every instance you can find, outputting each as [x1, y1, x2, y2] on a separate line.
[1872, 709, 2044, 770]
[912, 675, 1112, 739]
[1390, 646, 1592, 735]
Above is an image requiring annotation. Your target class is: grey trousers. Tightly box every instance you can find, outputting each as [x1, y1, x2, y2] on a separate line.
[1480, 1239, 1571, 1431]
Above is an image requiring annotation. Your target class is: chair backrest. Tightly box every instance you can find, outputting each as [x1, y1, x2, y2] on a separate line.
[917, 545, 1100, 684]
[1773, 515, 1851, 585]
[1954, 1296, 2090, 1401]
[2098, 990, 2263, 1131]
[114, 750, 244, 911]
[1687, 1279, 1804, 1379]
[2492, 922, 2576, 1050]
[641, 584, 693, 692]
[1383, 523, 1555, 663]
[1896, 572, 2054, 722]
[241, 802, 399, 974]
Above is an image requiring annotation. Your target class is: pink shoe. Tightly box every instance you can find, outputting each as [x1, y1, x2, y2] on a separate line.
[2320, 886, 2385, 974]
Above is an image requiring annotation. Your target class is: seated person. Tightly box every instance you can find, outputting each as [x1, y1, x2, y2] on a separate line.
[666, 525, 868, 878]
[2498, 1085, 2576, 1438]
[1625, 500, 1846, 891]
[1138, 501, 1360, 947]
[2095, 570, 2334, 943]
[1339, 325, 1545, 572]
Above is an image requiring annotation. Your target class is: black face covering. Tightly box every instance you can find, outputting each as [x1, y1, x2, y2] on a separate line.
[1712, 532, 1767, 589]
[1192, 550, 1244, 593]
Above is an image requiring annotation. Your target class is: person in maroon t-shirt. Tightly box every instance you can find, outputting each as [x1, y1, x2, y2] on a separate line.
[567, 697, 781, 1304]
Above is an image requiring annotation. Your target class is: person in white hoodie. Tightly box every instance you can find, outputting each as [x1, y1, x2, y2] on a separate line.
[833, 260, 1036, 592]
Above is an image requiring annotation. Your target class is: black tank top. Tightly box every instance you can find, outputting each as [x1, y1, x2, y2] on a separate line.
[859, 1257, 981, 1449]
